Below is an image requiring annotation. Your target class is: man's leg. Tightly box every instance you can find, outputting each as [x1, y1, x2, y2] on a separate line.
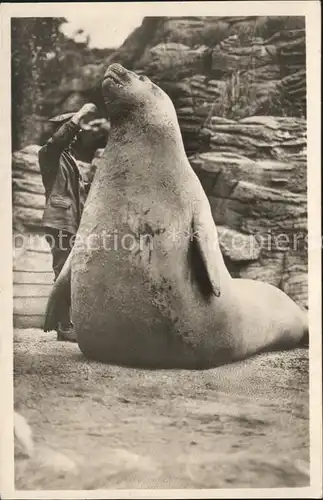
[46, 230, 76, 342]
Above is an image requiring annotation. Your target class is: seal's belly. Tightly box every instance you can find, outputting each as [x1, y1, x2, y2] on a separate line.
[70, 194, 242, 368]
[70, 220, 207, 368]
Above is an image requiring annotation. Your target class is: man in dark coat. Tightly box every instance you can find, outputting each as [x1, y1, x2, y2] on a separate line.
[38, 103, 97, 342]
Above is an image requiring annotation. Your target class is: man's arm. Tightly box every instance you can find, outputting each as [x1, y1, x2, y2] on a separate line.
[38, 103, 97, 195]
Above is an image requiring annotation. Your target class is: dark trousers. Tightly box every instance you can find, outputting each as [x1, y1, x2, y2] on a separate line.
[45, 228, 74, 328]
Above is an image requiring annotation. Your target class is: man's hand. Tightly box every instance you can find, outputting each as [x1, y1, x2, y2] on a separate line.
[72, 103, 97, 126]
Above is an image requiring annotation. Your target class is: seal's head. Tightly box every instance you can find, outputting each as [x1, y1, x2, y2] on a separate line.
[102, 63, 178, 128]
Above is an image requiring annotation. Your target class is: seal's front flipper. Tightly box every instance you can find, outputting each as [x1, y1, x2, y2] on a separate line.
[189, 210, 221, 298]
[43, 251, 72, 332]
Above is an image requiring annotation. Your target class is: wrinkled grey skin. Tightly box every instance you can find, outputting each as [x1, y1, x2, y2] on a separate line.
[44, 63, 308, 369]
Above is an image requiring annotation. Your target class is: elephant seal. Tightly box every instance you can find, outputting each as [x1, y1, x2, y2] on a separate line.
[44, 63, 308, 369]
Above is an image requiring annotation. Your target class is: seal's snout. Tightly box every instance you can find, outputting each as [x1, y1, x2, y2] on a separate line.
[103, 63, 129, 87]
[104, 63, 127, 79]
[107, 63, 127, 75]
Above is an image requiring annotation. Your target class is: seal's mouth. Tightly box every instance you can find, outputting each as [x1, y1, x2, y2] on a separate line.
[103, 72, 124, 87]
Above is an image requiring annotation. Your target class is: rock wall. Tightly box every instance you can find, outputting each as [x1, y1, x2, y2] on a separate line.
[12, 16, 307, 328]
[109, 19, 306, 156]
[189, 122, 307, 309]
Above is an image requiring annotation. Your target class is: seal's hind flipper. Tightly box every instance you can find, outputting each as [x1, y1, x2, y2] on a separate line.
[43, 251, 72, 332]
[190, 209, 221, 298]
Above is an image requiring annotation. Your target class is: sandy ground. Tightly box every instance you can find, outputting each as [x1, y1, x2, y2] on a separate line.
[14, 328, 309, 491]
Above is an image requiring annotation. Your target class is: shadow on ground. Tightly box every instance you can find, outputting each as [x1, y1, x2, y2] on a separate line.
[14, 328, 309, 490]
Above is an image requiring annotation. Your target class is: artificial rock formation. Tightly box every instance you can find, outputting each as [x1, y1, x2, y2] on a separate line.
[190, 144, 307, 309]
